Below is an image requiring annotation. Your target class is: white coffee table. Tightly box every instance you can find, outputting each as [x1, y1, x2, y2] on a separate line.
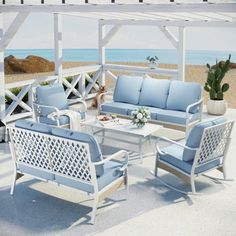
[82, 117, 162, 162]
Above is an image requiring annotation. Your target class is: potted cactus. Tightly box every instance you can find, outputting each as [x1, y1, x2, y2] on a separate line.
[204, 55, 231, 115]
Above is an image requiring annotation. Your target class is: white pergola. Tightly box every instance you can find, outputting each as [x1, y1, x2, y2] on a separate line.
[0, 0, 236, 123]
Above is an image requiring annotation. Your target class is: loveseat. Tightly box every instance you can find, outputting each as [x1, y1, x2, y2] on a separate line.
[8, 120, 128, 224]
[99, 75, 203, 130]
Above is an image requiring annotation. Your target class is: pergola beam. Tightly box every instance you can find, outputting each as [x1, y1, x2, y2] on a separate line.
[101, 19, 236, 27]
[159, 26, 178, 49]
[1, 3, 236, 13]
[178, 27, 186, 81]
[54, 13, 63, 83]
[102, 25, 121, 47]
[0, 12, 29, 51]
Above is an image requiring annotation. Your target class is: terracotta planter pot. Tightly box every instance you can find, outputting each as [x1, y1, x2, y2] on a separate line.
[207, 99, 227, 115]
[148, 62, 158, 69]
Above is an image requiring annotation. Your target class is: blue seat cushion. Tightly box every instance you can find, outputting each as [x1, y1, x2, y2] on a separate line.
[128, 106, 163, 120]
[15, 119, 52, 134]
[55, 160, 123, 192]
[156, 109, 199, 125]
[166, 81, 202, 113]
[52, 128, 104, 177]
[36, 83, 69, 116]
[139, 78, 170, 109]
[113, 75, 143, 105]
[39, 115, 69, 126]
[18, 164, 54, 180]
[159, 145, 221, 175]
[183, 118, 227, 162]
[101, 102, 137, 116]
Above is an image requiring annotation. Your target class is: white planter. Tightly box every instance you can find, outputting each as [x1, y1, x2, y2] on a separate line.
[207, 99, 227, 115]
[148, 62, 158, 69]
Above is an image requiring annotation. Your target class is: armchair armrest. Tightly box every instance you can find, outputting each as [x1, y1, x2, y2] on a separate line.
[156, 136, 198, 156]
[33, 102, 60, 116]
[93, 150, 129, 172]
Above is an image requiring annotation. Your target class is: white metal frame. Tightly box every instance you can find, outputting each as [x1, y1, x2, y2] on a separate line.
[8, 126, 129, 224]
[154, 120, 234, 195]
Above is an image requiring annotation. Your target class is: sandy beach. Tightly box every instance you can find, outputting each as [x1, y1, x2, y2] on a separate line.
[5, 62, 236, 108]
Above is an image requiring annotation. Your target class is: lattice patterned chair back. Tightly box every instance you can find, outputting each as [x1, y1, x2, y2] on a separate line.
[9, 128, 52, 172]
[48, 135, 95, 184]
[193, 120, 234, 169]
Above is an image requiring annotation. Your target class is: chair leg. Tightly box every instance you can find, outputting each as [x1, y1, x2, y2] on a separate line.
[124, 171, 129, 200]
[10, 171, 17, 196]
[190, 176, 196, 194]
[154, 156, 159, 177]
[90, 194, 99, 225]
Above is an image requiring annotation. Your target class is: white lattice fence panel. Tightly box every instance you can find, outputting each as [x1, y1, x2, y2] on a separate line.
[48, 136, 92, 183]
[197, 122, 233, 165]
[10, 128, 51, 170]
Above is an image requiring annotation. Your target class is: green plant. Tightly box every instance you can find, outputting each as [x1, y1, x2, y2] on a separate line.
[146, 56, 159, 63]
[204, 55, 231, 100]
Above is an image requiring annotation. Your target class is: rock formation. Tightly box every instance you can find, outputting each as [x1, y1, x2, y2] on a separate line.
[4, 55, 55, 74]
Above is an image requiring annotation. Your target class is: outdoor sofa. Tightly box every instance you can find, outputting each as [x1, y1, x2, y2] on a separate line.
[99, 75, 203, 131]
[8, 120, 129, 224]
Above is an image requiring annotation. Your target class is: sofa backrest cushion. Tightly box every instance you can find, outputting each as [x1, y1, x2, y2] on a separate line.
[166, 81, 202, 113]
[183, 117, 227, 162]
[15, 120, 52, 134]
[113, 75, 143, 105]
[36, 83, 69, 116]
[52, 128, 104, 177]
[139, 78, 170, 108]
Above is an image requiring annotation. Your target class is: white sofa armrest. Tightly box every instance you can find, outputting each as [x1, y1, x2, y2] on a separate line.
[93, 150, 129, 172]
[98, 91, 114, 114]
[186, 98, 204, 120]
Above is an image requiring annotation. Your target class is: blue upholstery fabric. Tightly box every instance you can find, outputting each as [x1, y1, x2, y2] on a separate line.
[159, 145, 221, 174]
[36, 83, 69, 116]
[166, 81, 202, 113]
[18, 164, 55, 180]
[139, 78, 170, 108]
[39, 115, 69, 126]
[113, 75, 143, 105]
[128, 106, 163, 120]
[55, 160, 123, 192]
[101, 102, 137, 116]
[183, 118, 227, 162]
[15, 119, 52, 134]
[52, 128, 104, 177]
[156, 109, 199, 125]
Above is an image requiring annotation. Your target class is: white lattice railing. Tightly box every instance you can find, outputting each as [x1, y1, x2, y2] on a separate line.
[5, 65, 102, 122]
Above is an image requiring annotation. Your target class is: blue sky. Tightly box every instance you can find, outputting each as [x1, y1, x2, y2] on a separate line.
[4, 13, 236, 51]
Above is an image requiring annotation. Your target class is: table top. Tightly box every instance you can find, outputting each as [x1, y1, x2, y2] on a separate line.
[82, 116, 162, 137]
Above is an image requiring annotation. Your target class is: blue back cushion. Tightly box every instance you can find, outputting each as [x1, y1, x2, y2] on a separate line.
[113, 75, 143, 105]
[183, 117, 227, 162]
[139, 78, 170, 108]
[15, 120, 52, 134]
[166, 81, 202, 113]
[36, 83, 69, 116]
[52, 128, 104, 177]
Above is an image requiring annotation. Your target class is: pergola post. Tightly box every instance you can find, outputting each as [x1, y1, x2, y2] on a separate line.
[98, 21, 105, 86]
[178, 26, 186, 81]
[54, 13, 63, 83]
[0, 13, 5, 123]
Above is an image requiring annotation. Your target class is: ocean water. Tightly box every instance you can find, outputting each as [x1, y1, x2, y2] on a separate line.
[4, 49, 236, 65]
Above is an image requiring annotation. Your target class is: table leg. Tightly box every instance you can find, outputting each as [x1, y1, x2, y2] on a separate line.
[139, 137, 143, 163]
